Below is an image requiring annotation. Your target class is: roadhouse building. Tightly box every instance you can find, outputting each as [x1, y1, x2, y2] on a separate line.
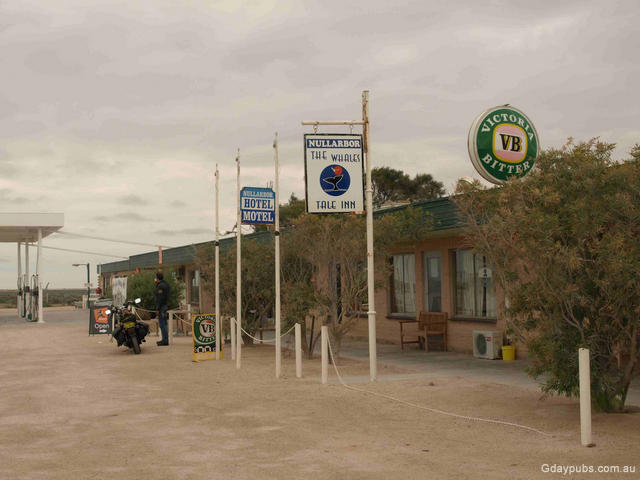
[98, 196, 517, 357]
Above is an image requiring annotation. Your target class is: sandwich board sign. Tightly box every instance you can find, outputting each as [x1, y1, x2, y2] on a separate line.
[467, 105, 539, 184]
[89, 305, 112, 335]
[304, 133, 364, 214]
[240, 187, 275, 225]
[192, 314, 220, 362]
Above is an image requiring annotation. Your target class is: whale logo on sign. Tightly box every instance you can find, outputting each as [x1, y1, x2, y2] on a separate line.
[320, 164, 350, 197]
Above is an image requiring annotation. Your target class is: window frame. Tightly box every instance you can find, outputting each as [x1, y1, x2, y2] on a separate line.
[423, 250, 442, 313]
[389, 253, 416, 316]
[451, 248, 497, 321]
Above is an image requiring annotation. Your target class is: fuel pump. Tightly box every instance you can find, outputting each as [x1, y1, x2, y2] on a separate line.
[23, 273, 31, 319]
[30, 275, 39, 322]
[17, 277, 24, 317]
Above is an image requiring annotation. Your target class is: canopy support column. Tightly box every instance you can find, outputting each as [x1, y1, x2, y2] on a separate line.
[25, 243, 30, 320]
[17, 242, 22, 317]
[36, 229, 44, 323]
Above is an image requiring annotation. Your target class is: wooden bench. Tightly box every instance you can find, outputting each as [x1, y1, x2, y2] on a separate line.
[392, 318, 423, 351]
[256, 317, 275, 342]
[418, 311, 448, 352]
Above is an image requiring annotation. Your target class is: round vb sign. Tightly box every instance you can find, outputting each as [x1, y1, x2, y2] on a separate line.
[468, 105, 539, 184]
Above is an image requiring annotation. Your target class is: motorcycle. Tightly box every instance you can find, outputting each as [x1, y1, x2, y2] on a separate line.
[109, 298, 149, 354]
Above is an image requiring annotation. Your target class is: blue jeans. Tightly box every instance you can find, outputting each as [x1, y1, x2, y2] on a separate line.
[158, 305, 169, 343]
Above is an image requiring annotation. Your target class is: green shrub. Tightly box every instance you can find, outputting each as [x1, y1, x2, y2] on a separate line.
[126, 270, 183, 311]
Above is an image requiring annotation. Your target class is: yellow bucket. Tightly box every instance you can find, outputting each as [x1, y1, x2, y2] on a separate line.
[502, 345, 515, 361]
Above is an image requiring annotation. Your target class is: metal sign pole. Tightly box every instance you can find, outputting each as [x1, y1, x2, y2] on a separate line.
[300, 90, 377, 382]
[236, 150, 242, 369]
[362, 90, 377, 381]
[215, 164, 221, 360]
[274, 132, 281, 378]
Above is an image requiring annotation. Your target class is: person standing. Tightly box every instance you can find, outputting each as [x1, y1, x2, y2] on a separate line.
[155, 272, 171, 346]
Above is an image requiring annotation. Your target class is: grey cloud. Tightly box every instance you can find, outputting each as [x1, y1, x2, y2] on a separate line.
[0, 149, 19, 178]
[23, 42, 108, 77]
[95, 212, 149, 223]
[0, 0, 639, 289]
[117, 194, 149, 206]
[153, 227, 210, 237]
[0, 188, 29, 203]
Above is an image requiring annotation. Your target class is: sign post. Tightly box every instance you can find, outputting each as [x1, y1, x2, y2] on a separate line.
[236, 150, 242, 369]
[273, 132, 282, 379]
[239, 175, 279, 376]
[214, 164, 221, 360]
[301, 90, 377, 382]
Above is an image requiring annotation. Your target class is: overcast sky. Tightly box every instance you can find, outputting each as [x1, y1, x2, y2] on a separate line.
[1, 0, 639, 289]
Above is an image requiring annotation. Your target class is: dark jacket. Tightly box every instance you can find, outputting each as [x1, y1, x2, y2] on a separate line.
[155, 280, 170, 310]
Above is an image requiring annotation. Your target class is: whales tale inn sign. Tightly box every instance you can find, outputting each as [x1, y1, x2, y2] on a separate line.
[304, 134, 364, 214]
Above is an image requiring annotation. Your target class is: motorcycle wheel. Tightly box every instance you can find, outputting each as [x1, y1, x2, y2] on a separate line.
[131, 335, 141, 354]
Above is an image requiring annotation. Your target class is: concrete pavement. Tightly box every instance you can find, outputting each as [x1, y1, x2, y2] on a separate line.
[336, 338, 640, 406]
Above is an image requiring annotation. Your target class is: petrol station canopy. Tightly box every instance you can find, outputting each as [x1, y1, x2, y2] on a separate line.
[0, 213, 64, 243]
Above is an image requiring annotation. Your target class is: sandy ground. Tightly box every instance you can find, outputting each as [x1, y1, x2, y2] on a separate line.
[1, 316, 639, 480]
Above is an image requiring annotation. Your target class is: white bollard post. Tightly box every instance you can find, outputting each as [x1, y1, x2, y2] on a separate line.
[321, 325, 328, 384]
[579, 348, 593, 446]
[168, 311, 173, 345]
[230, 317, 236, 360]
[295, 323, 302, 378]
[187, 303, 192, 337]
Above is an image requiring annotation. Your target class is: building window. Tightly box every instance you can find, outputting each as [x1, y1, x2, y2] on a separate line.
[189, 270, 200, 307]
[423, 251, 442, 313]
[452, 249, 496, 319]
[390, 254, 416, 314]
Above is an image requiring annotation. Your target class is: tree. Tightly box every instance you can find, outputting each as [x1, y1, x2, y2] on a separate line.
[283, 206, 433, 356]
[254, 193, 306, 232]
[126, 269, 183, 311]
[372, 167, 445, 208]
[456, 139, 640, 412]
[279, 193, 306, 227]
[197, 234, 275, 342]
[196, 204, 433, 357]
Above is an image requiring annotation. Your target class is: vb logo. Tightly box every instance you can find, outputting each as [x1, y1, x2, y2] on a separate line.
[197, 317, 216, 341]
[499, 134, 522, 152]
[493, 124, 527, 163]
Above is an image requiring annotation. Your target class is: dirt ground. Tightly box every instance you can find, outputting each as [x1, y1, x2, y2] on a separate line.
[1, 317, 639, 479]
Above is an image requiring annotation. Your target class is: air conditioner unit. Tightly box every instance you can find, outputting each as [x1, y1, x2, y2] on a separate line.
[473, 330, 503, 359]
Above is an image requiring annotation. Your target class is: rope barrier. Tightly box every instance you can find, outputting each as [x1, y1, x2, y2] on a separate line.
[132, 306, 158, 313]
[240, 324, 296, 344]
[133, 307, 194, 326]
[325, 336, 550, 437]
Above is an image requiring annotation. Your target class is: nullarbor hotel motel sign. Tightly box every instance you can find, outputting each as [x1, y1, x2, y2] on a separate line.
[304, 134, 364, 213]
[240, 187, 276, 225]
[468, 105, 540, 184]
